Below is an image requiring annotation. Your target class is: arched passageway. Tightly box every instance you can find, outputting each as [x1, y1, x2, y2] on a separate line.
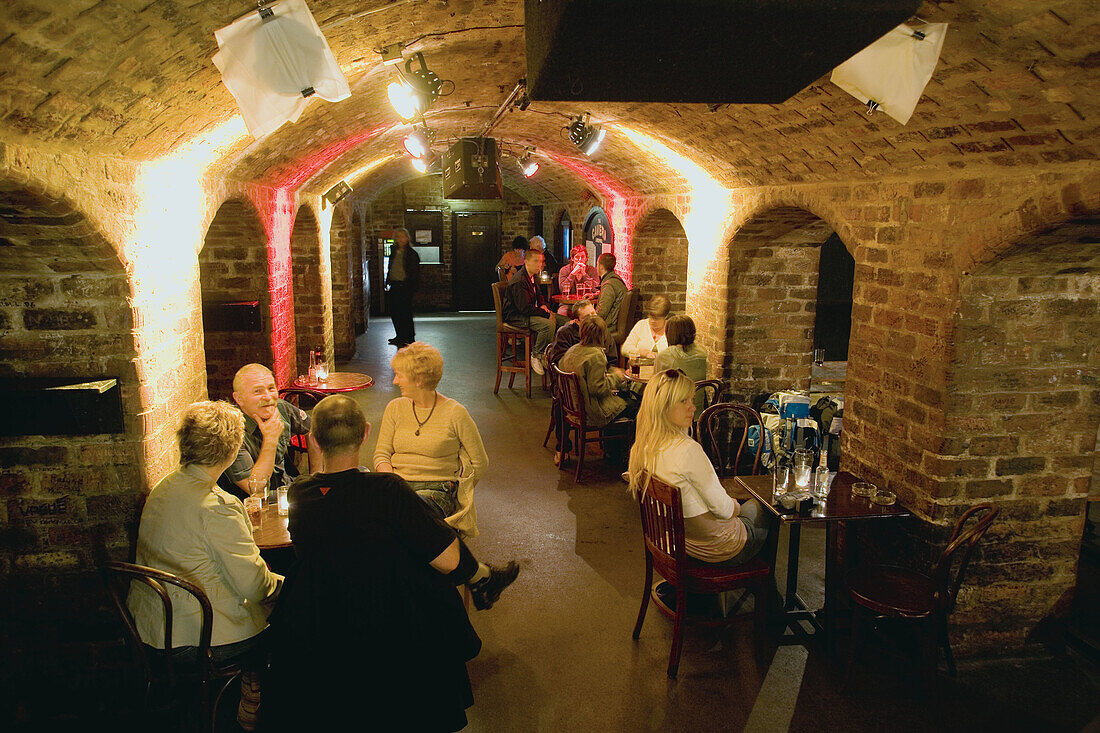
[632, 208, 689, 314]
[943, 215, 1100, 650]
[721, 206, 844, 403]
[290, 204, 324, 373]
[199, 198, 273, 399]
[0, 180, 143, 696]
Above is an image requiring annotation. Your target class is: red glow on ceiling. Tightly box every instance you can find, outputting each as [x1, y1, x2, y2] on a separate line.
[543, 151, 634, 203]
[272, 124, 392, 189]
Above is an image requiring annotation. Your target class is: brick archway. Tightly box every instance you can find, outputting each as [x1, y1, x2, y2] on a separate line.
[631, 208, 689, 313]
[290, 204, 323, 374]
[937, 215, 1100, 652]
[720, 206, 839, 402]
[199, 198, 274, 400]
[0, 179, 144, 691]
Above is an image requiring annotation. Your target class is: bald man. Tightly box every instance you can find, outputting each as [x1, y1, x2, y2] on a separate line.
[221, 364, 320, 500]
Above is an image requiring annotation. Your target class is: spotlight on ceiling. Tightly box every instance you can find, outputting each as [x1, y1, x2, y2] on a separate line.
[411, 152, 439, 174]
[322, 180, 352, 209]
[518, 149, 539, 178]
[387, 52, 443, 121]
[403, 129, 430, 158]
[568, 113, 605, 156]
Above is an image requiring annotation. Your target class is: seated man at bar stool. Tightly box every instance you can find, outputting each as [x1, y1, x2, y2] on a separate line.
[528, 234, 559, 276]
[219, 363, 321, 502]
[265, 396, 518, 731]
[503, 248, 565, 376]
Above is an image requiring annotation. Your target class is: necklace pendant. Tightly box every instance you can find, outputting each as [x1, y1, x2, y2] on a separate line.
[415, 428, 421, 436]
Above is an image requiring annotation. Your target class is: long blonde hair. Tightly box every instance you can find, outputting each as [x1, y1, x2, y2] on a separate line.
[628, 369, 694, 499]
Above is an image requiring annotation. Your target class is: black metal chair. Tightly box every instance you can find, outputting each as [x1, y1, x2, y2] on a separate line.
[99, 561, 242, 733]
[696, 402, 766, 477]
[843, 503, 999, 698]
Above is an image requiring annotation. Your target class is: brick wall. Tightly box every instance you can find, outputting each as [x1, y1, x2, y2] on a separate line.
[355, 176, 541, 312]
[330, 200, 354, 360]
[722, 208, 834, 402]
[199, 198, 273, 400]
[632, 207, 690, 313]
[290, 204, 323, 374]
[0, 184, 143, 717]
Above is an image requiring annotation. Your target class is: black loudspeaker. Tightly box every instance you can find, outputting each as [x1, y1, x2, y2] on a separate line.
[441, 138, 503, 200]
[202, 300, 263, 332]
[524, 0, 922, 104]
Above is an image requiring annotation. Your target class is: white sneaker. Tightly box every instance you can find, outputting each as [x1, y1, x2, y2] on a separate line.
[530, 356, 545, 376]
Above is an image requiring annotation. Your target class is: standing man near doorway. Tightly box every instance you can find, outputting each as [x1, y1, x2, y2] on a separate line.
[387, 227, 420, 348]
[596, 252, 628, 344]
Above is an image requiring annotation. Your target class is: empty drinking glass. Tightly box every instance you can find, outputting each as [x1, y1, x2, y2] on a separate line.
[813, 348, 826, 366]
[773, 463, 790, 498]
[793, 448, 813, 489]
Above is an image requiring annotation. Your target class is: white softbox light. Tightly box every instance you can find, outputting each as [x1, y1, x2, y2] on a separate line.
[830, 23, 947, 125]
[213, 0, 351, 138]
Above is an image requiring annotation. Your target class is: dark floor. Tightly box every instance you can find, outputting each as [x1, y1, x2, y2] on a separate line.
[337, 313, 1099, 733]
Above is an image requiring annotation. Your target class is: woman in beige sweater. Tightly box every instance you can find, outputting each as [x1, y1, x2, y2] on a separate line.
[374, 342, 488, 538]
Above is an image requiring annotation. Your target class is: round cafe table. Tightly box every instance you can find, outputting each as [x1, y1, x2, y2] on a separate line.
[252, 504, 291, 550]
[292, 371, 374, 393]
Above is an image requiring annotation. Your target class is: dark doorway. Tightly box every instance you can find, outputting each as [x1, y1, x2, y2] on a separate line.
[452, 211, 501, 311]
[557, 210, 573, 260]
[813, 233, 855, 361]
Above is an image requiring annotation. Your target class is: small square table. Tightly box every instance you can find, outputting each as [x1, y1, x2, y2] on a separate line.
[722, 472, 910, 646]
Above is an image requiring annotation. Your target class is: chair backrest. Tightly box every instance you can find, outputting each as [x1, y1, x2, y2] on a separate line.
[931, 503, 999, 613]
[635, 471, 687, 583]
[99, 561, 217, 693]
[694, 379, 724, 412]
[496, 265, 510, 282]
[491, 281, 507, 329]
[615, 289, 637, 347]
[278, 386, 327, 411]
[552, 365, 587, 428]
[697, 402, 765, 477]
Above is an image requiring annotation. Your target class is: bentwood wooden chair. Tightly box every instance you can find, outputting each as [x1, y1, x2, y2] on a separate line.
[697, 403, 766, 477]
[552, 365, 633, 482]
[491, 281, 544, 397]
[632, 471, 774, 678]
[99, 561, 242, 733]
[843, 503, 999, 698]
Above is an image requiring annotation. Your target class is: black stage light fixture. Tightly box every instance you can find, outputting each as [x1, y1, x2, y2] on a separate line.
[323, 180, 352, 208]
[567, 113, 605, 156]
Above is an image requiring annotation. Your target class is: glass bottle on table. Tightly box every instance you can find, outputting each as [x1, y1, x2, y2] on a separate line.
[813, 439, 831, 499]
[307, 349, 318, 385]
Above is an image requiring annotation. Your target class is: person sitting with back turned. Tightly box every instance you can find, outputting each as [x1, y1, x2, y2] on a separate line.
[595, 252, 629, 346]
[545, 299, 606, 370]
[628, 370, 771, 566]
[495, 235, 527, 282]
[374, 342, 488, 539]
[503, 248, 566, 376]
[654, 314, 710, 408]
[220, 363, 320, 502]
[129, 401, 282, 731]
[265, 396, 519, 731]
[621, 294, 671, 361]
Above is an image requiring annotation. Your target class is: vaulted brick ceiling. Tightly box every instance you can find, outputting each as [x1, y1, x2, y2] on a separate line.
[2, 0, 1097, 201]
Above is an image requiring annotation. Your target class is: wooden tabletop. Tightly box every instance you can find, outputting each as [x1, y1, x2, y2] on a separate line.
[251, 504, 291, 549]
[292, 371, 374, 393]
[622, 363, 655, 383]
[724, 472, 910, 524]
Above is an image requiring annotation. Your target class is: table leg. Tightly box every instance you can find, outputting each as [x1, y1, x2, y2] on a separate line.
[824, 519, 850, 652]
[784, 523, 802, 613]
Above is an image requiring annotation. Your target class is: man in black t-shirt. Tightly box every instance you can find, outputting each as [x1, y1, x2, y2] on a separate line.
[265, 396, 518, 731]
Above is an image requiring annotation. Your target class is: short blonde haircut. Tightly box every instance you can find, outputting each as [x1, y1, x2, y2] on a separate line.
[391, 341, 444, 390]
[177, 401, 245, 467]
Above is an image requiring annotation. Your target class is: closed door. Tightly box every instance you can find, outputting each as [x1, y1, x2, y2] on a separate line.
[452, 212, 500, 311]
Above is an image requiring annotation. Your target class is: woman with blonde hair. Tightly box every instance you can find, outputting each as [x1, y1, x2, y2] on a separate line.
[375, 341, 489, 538]
[628, 370, 770, 565]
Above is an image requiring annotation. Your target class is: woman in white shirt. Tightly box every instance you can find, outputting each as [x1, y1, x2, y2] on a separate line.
[621, 294, 671, 360]
[627, 370, 770, 564]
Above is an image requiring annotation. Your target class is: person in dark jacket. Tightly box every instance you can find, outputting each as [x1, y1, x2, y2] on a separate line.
[503, 249, 564, 374]
[595, 252, 628, 343]
[386, 227, 420, 347]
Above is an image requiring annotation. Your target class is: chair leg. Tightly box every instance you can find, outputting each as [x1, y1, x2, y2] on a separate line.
[668, 585, 686, 679]
[543, 400, 556, 448]
[921, 618, 939, 704]
[574, 428, 585, 483]
[752, 581, 768, 659]
[842, 604, 861, 692]
[524, 334, 532, 398]
[939, 615, 957, 678]
[633, 554, 654, 640]
[494, 335, 504, 394]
